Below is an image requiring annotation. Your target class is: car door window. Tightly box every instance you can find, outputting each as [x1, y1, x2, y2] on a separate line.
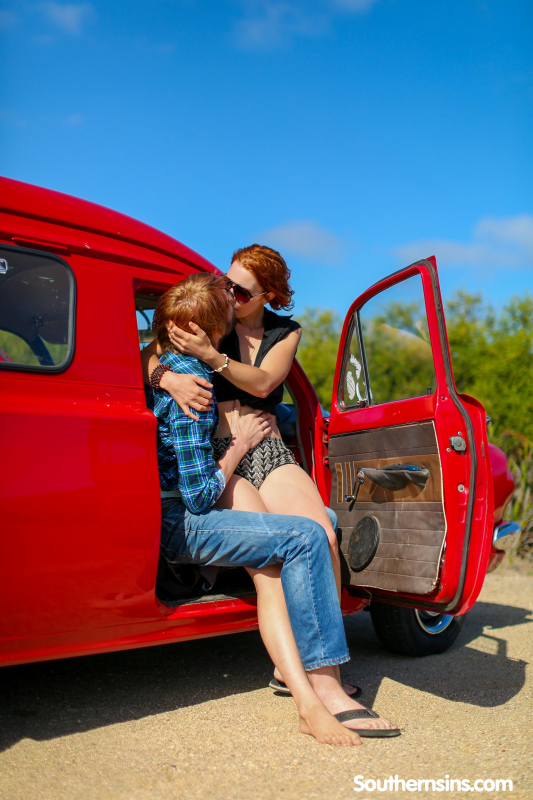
[0, 245, 75, 371]
[340, 273, 436, 408]
[341, 319, 368, 408]
[136, 303, 155, 350]
[135, 287, 169, 350]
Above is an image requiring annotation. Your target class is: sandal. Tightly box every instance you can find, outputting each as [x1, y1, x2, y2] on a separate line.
[269, 677, 362, 698]
[335, 708, 401, 738]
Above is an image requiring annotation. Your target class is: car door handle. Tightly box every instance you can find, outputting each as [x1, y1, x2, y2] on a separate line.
[358, 464, 430, 491]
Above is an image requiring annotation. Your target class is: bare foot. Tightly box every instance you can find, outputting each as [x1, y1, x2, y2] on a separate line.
[273, 667, 359, 697]
[308, 670, 398, 733]
[299, 703, 363, 747]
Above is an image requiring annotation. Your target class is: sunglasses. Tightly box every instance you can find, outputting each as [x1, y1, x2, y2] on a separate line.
[225, 278, 268, 305]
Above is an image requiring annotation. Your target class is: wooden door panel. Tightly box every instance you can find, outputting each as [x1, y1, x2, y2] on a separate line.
[329, 421, 446, 595]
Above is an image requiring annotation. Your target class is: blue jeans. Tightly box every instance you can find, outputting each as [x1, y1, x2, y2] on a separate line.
[160, 501, 350, 671]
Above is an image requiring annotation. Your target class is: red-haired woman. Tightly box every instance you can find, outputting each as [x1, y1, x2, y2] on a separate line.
[144, 245, 359, 696]
[151, 247, 341, 573]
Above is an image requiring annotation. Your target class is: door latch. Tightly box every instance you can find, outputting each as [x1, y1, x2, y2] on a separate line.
[449, 436, 467, 453]
[344, 469, 366, 502]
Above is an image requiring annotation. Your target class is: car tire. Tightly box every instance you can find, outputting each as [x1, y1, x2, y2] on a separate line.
[369, 602, 466, 657]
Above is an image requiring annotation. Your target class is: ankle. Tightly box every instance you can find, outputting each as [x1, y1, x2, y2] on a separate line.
[297, 697, 326, 719]
[308, 676, 346, 703]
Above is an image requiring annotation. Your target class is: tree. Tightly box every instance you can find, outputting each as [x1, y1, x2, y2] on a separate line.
[297, 290, 533, 435]
[296, 308, 342, 409]
[446, 291, 533, 441]
[362, 300, 436, 406]
[295, 292, 533, 555]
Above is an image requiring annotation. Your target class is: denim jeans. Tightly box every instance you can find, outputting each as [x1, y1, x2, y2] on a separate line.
[161, 501, 350, 671]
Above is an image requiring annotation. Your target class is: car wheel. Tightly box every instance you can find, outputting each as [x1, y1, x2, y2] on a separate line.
[369, 602, 466, 656]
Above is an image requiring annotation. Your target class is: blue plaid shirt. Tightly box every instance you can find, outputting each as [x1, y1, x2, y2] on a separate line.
[150, 351, 226, 514]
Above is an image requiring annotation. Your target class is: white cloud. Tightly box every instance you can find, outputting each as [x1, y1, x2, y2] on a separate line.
[234, 0, 380, 49]
[260, 220, 345, 264]
[393, 214, 533, 269]
[38, 2, 95, 35]
[235, 1, 328, 49]
[475, 214, 533, 257]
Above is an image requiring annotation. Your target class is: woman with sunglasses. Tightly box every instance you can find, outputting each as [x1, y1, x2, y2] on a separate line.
[147, 244, 342, 584]
[143, 245, 360, 696]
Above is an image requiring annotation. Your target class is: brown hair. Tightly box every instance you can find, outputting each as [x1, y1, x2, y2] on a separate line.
[231, 244, 294, 311]
[153, 273, 231, 351]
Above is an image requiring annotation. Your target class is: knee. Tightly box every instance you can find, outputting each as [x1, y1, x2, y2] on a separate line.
[302, 517, 338, 552]
[301, 519, 331, 553]
[326, 528, 339, 552]
[324, 506, 338, 531]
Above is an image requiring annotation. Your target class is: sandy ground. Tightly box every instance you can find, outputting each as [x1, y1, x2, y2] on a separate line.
[0, 566, 532, 800]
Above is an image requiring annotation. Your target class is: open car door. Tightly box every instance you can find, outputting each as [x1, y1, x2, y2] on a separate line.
[328, 258, 493, 616]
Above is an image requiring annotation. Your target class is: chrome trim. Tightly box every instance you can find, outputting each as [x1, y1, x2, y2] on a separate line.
[414, 609, 455, 635]
[492, 521, 522, 552]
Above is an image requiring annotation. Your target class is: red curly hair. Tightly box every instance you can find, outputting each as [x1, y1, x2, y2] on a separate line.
[231, 244, 294, 311]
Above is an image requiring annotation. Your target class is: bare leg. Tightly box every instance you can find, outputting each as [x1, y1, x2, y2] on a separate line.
[215, 475, 363, 745]
[259, 464, 342, 600]
[248, 567, 397, 736]
[259, 466, 358, 696]
[220, 472, 356, 697]
[247, 565, 364, 745]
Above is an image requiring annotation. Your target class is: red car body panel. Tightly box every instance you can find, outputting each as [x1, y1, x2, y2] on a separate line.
[0, 177, 512, 667]
[0, 175, 218, 274]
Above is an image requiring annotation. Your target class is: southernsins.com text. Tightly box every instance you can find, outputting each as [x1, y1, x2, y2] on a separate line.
[354, 776, 513, 793]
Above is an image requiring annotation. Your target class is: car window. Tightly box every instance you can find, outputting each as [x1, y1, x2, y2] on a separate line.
[135, 289, 167, 350]
[359, 273, 436, 406]
[340, 319, 368, 409]
[0, 245, 75, 371]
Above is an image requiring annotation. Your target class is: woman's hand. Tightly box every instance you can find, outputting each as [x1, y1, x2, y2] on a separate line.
[159, 371, 214, 421]
[229, 400, 273, 453]
[215, 401, 273, 484]
[167, 321, 218, 364]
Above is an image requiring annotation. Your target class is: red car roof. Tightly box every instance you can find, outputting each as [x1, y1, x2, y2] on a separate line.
[0, 176, 219, 272]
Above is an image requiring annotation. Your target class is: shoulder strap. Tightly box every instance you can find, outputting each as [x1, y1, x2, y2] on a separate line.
[255, 309, 301, 366]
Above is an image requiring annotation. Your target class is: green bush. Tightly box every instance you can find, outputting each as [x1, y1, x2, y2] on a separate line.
[447, 291, 533, 441]
[296, 308, 342, 410]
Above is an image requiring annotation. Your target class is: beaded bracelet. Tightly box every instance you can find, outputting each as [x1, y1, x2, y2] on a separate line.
[149, 363, 171, 390]
[215, 354, 229, 373]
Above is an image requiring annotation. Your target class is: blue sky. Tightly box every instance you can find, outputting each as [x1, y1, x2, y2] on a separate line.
[1, 0, 532, 320]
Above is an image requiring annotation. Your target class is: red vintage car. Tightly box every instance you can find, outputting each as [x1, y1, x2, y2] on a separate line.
[0, 176, 521, 668]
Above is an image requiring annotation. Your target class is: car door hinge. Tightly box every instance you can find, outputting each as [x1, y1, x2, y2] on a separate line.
[322, 433, 329, 445]
[449, 436, 467, 453]
[323, 456, 329, 466]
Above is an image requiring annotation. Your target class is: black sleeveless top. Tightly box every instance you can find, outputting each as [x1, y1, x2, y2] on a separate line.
[212, 308, 301, 415]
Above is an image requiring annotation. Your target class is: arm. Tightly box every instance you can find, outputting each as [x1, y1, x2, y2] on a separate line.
[168, 322, 302, 399]
[141, 340, 213, 421]
[140, 339, 162, 385]
[169, 400, 271, 513]
[216, 402, 273, 485]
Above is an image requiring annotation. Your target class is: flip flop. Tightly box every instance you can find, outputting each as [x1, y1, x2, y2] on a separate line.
[335, 708, 401, 738]
[269, 677, 362, 698]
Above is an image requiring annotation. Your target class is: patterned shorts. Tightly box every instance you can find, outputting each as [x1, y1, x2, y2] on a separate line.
[212, 436, 299, 490]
